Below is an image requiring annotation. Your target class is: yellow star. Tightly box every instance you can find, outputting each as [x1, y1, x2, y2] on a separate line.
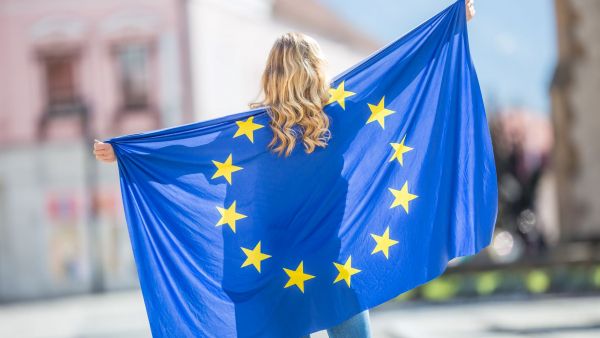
[327, 81, 356, 109]
[389, 136, 413, 166]
[371, 227, 398, 259]
[234, 116, 264, 143]
[216, 201, 247, 233]
[389, 181, 418, 213]
[283, 261, 315, 293]
[333, 256, 361, 287]
[366, 97, 395, 129]
[241, 241, 271, 273]
[211, 154, 243, 185]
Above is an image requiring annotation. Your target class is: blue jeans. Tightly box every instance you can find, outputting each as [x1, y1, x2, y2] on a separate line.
[301, 310, 371, 338]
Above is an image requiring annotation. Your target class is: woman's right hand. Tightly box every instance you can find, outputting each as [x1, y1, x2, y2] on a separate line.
[94, 140, 116, 163]
[466, 0, 476, 21]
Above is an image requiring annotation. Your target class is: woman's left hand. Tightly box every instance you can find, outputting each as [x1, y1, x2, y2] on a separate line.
[466, 0, 476, 21]
[93, 140, 116, 163]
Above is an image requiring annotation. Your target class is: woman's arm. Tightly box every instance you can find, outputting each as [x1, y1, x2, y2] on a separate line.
[94, 140, 116, 163]
[466, 0, 476, 21]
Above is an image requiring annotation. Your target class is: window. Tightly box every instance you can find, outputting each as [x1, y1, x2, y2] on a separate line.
[115, 44, 150, 109]
[37, 50, 87, 140]
[44, 55, 77, 105]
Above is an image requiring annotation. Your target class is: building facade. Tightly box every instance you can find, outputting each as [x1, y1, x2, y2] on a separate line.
[0, 0, 377, 301]
[0, 0, 191, 301]
[187, 0, 378, 121]
[551, 0, 600, 241]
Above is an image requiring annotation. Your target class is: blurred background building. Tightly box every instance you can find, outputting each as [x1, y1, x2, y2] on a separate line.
[0, 0, 191, 301]
[0, 0, 376, 302]
[188, 0, 378, 120]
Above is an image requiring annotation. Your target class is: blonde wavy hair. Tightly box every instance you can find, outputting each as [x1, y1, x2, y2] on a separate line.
[250, 32, 331, 157]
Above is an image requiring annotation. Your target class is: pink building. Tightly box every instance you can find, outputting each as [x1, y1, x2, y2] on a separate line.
[0, 0, 191, 301]
[0, 0, 191, 146]
[0, 0, 377, 301]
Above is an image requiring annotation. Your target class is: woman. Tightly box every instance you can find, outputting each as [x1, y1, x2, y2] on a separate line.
[94, 1, 476, 336]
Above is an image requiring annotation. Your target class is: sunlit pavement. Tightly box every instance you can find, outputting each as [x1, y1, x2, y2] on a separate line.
[1, 291, 599, 338]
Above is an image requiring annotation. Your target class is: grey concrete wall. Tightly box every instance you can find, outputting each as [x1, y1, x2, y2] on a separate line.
[0, 143, 136, 302]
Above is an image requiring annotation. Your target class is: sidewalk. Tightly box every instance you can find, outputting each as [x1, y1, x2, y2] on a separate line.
[1, 291, 599, 337]
[371, 295, 600, 338]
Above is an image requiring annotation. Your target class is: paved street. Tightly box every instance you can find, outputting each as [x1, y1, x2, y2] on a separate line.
[0, 291, 599, 338]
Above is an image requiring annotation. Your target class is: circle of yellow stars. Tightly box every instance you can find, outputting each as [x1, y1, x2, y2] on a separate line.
[210, 79, 418, 293]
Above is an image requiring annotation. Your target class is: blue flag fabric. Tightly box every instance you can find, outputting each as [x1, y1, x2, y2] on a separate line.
[106, 1, 497, 337]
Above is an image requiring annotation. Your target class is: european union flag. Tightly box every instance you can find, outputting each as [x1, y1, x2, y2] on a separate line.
[106, 1, 497, 337]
